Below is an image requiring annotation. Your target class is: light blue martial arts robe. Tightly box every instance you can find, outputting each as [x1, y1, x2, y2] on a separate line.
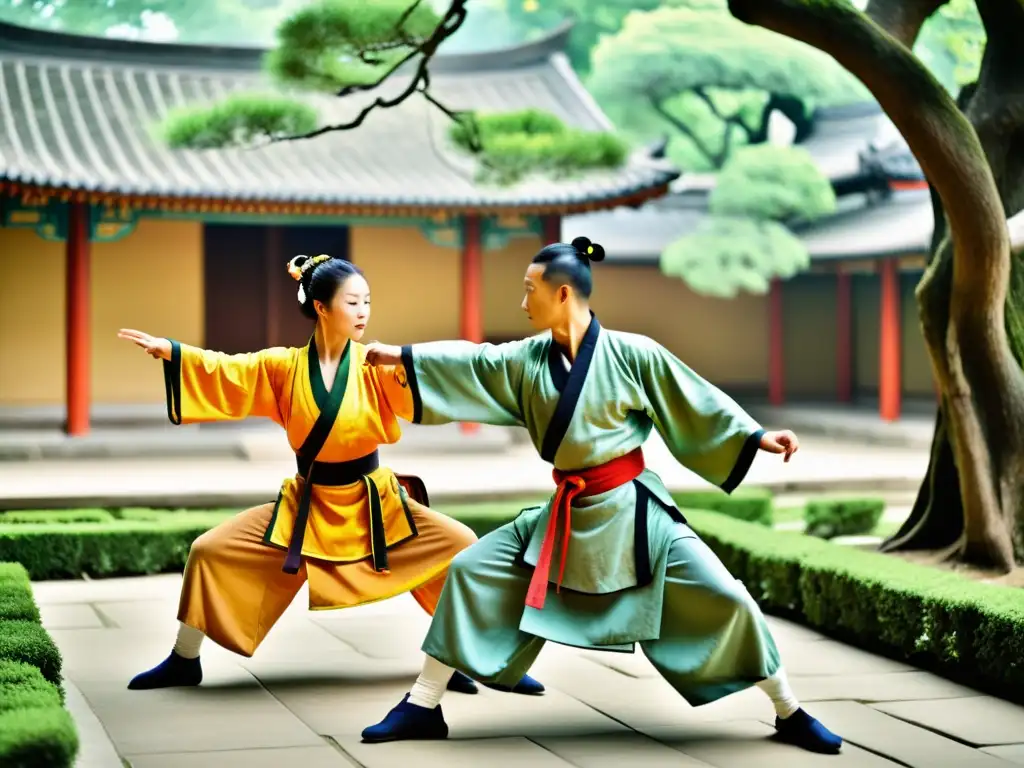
[400, 314, 781, 705]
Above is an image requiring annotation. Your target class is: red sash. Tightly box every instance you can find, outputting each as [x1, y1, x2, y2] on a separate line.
[524, 447, 646, 610]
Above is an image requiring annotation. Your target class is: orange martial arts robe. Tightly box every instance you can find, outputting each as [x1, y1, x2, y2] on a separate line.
[161, 336, 477, 658]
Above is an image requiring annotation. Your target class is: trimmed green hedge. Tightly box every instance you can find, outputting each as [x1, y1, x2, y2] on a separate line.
[804, 498, 886, 539]
[672, 488, 774, 526]
[0, 513, 234, 580]
[0, 564, 78, 767]
[688, 509, 1024, 701]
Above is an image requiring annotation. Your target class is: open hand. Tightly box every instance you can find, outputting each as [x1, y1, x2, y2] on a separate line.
[363, 342, 402, 366]
[759, 429, 799, 463]
[117, 329, 172, 361]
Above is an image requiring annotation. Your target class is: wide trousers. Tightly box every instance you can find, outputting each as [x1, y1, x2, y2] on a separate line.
[177, 499, 478, 657]
[421, 519, 781, 706]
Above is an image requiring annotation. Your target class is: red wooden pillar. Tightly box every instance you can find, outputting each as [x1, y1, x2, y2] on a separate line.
[768, 278, 785, 406]
[460, 214, 483, 435]
[836, 270, 853, 403]
[65, 202, 91, 436]
[541, 214, 561, 245]
[879, 258, 902, 421]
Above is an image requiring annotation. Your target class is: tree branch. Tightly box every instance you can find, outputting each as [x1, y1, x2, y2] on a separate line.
[693, 86, 756, 150]
[646, 92, 723, 168]
[728, 0, 1008, 311]
[863, 0, 950, 47]
[270, 0, 471, 145]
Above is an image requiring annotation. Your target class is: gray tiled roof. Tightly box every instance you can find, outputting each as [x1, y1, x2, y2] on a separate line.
[800, 101, 923, 184]
[0, 21, 677, 211]
[566, 189, 933, 263]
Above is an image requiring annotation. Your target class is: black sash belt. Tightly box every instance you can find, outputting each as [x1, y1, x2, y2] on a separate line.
[282, 450, 389, 575]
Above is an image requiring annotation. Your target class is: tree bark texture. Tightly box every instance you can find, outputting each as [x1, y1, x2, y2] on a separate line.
[728, 0, 1024, 571]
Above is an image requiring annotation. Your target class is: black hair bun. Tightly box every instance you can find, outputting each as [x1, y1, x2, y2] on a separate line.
[570, 236, 605, 264]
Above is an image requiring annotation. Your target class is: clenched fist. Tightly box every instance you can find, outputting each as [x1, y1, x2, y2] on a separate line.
[118, 329, 172, 361]
[363, 342, 402, 366]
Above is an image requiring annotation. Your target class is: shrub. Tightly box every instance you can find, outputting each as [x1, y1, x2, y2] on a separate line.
[0, 510, 115, 525]
[0, 570, 77, 767]
[688, 509, 1024, 701]
[0, 706, 79, 768]
[0, 621, 63, 687]
[0, 661, 62, 713]
[804, 498, 886, 539]
[672, 488, 774, 526]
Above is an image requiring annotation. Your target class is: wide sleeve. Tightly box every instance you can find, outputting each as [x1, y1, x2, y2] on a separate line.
[634, 340, 764, 493]
[373, 364, 415, 422]
[399, 340, 528, 426]
[162, 340, 289, 425]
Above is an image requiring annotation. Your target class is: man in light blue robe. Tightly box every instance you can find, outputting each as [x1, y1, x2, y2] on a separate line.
[360, 237, 843, 754]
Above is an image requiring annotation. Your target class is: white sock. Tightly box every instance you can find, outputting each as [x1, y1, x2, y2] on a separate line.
[757, 667, 800, 719]
[407, 655, 455, 710]
[172, 622, 205, 660]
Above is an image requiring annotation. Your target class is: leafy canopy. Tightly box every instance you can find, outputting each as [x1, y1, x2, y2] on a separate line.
[660, 217, 809, 299]
[264, 0, 442, 92]
[709, 144, 837, 221]
[587, 4, 867, 171]
[448, 109, 628, 184]
[158, 0, 627, 184]
[162, 94, 318, 149]
[662, 146, 835, 297]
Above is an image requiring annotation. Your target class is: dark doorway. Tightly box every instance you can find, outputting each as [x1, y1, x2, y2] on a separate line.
[203, 223, 350, 353]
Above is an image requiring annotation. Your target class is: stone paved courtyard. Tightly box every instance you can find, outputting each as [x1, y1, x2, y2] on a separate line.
[36, 573, 1024, 768]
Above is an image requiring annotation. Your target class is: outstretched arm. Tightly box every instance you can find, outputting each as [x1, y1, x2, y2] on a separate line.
[118, 329, 288, 425]
[632, 338, 797, 493]
[365, 340, 528, 427]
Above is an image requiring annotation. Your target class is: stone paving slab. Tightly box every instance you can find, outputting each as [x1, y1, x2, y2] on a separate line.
[874, 697, 1024, 746]
[34, 574, 1020, 768]
[798, 701, 1013, 767]
[78, 673, 325, 755]
[645, 721, 900, 766]
[791, 671, 986, 703]
[533, 732, 714, 767]
[126, 745, 354, 768]
[338, 736, 576, 768]
[41, 603, 105, 630]
[65, 679, 122, 768]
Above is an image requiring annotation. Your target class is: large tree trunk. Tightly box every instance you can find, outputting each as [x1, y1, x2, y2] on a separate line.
[728, 0, 1024, 571]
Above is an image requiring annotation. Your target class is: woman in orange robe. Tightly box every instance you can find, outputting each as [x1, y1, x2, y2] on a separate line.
[119, 254, 500, 695]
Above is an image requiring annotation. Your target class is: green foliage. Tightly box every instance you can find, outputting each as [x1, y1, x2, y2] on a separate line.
[162, 93, 319, 149]
[0, 513, 234, 580]
[502, 0, 729, 75]
[0, 583, 41, 624]
[0, 662, 62, 714]
[448, 109, 628, 184]
[0, 567, 77, 767]
[710, 145, 837, 221]
[0, 510, 115, 525]
[914, 0, 985, 94]
[0, 622, 63, 687]
[587, 5, 867, 170]
[266, 0, 441, 91]
[672, 489, 774, 526]
[661, 145, 834, 297]
[688, 509, 1024, 698]
[804, 498, 887, 540]
[661, 217, 809, 298]
[0, 705, 79, 768]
